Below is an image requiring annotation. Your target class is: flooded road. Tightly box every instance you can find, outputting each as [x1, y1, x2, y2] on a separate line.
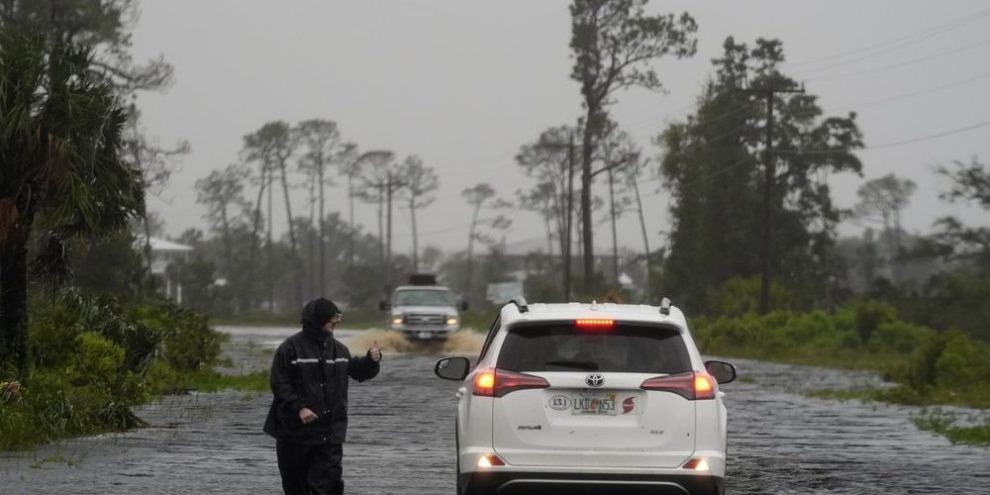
[2, 325, 989, 494]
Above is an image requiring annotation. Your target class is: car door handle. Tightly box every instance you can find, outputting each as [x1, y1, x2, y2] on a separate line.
[455, 387, 466, 399]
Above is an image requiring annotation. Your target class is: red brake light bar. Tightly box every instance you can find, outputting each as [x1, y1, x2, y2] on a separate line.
[575, 319, 615, 329]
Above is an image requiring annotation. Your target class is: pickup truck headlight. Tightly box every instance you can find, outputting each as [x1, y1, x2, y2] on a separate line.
[392, 316, 403, 326]
[446, 316, 458, 326]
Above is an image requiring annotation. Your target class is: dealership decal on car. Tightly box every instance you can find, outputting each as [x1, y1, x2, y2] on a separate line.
[549, 395, 571, 411]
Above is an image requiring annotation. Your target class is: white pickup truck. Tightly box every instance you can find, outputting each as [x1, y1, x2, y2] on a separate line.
[380, 275, 468, 341]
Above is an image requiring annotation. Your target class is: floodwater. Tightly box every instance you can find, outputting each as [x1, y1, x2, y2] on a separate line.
[1, 325, 988, 494]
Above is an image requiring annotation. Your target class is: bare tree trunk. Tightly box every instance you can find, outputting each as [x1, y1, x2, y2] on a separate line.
[544, 205, 554, 260]
[882, 211, 898, 285]
[279, 161, 297, 251]
[318, 164, 326, 295]
[278, 159, 301, 307]
[248, 166, 268, 309]
[581, 109, 597, 295]
[464, 203, 482, 306]
[631, 176, 651, 303]
[220, 202, 232, 267]
[892, 209, 903, 286]
[267, 170, 274, 313]
[577, 189, 585, 263]
[564, 133, 576, 301]
[608, 167, 619, 287]
[347, 173, 355, 274]
[308, 180, 316, 298]
[410, 198, 420, 273]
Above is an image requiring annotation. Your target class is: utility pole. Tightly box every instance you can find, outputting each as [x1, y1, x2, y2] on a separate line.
[386, 171, 394, 290]
[739, 84, 804, 314]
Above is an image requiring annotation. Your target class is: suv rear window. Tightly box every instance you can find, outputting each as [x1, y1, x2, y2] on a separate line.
[497, 323, 692, 374]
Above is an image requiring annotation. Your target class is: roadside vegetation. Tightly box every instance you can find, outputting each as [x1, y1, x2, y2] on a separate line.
[694, 297, 990, 409]
[911, 409, 990, 447]
[0, 290, 266, 451]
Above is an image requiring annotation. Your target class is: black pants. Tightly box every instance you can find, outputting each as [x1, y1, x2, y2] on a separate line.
[276, 439, 344, 495]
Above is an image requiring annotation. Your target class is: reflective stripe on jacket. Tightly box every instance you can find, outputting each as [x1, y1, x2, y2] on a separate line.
[264, 330, 379, 444]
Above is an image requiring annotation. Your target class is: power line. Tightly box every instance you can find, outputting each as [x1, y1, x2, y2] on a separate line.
[808, 37, 990, 83]
[613, 8, 990, 133]
[783, 7, 990, 70]
[779, 69, 990, 121]
[830, 69, 990, 111]
[775, 121, 990, 155]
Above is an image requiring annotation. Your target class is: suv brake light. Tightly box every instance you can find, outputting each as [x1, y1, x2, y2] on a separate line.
[640, 371, 717, 400]
[575, 319, 615, 331]
[472, 369, 550, 398]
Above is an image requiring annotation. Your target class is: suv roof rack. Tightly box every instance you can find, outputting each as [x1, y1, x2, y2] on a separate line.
[508, 297, 529, 313]
[659, 297, 672, 316]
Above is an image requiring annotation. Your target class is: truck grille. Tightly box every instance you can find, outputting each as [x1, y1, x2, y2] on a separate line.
[405, 314, 445, 326]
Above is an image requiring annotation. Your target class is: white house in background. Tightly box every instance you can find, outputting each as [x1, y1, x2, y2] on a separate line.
[138, 237, 193, 303]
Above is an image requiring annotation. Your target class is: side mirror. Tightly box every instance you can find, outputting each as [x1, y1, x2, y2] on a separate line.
[378, 300, 390, 311]
[705, 360, 737, 385]
[434, 357, 470, 381]
[459, 301, 469, 311]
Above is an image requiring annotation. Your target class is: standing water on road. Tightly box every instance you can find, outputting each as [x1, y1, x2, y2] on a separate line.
[2, 325, 988, 494]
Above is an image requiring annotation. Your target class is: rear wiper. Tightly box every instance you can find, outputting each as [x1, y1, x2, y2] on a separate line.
[544, 360, 599, 370]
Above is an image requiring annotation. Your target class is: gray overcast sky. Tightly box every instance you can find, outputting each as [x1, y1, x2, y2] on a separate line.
[130, 0, 990, 255]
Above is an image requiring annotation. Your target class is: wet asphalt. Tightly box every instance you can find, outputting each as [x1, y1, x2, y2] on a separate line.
[1, 325, 988, 494]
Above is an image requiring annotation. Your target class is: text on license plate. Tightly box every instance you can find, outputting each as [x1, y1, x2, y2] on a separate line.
[572, 392, 617, 415]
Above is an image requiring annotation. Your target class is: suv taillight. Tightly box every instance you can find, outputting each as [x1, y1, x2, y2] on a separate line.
[472, 368, 550, 398]
[640, 371, 716, 400]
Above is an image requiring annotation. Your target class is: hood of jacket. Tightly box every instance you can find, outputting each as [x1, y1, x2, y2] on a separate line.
[300, 298, 340, 338]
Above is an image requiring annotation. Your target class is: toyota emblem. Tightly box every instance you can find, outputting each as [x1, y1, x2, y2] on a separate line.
[585, 374, 605, 388]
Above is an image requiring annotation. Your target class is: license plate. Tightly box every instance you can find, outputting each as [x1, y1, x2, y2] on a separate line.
[572, 392, 617, 415]
[417, 332, 432, 339]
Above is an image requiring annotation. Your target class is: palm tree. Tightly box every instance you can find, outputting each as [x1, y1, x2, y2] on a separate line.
[0, 32, 143, 377]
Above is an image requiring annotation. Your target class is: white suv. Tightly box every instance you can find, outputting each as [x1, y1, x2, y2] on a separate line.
[434, 298, 736, 495]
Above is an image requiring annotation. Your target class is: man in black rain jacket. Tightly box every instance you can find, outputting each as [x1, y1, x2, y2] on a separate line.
[264, 298, 381, 495]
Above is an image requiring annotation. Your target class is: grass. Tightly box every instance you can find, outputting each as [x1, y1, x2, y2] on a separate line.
[806, 385, 990, 410]
[180, 370, 269, 393]
[912, 409, 990, 446]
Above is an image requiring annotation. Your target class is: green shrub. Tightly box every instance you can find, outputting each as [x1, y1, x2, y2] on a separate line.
[867, 320, 935, 355]
[29, 290, 161, 372]
[846, 299, 898, 344]
[5, 290, 234, 451]
[934, 331, 990, 390]
[130, 302, 224, 372]
[712, 276, 792, 317]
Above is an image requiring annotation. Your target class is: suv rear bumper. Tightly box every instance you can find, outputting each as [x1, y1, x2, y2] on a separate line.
[461, 471, 724, 495]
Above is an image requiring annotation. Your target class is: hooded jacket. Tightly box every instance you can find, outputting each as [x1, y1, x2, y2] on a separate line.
[264, 301, 380, 444]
